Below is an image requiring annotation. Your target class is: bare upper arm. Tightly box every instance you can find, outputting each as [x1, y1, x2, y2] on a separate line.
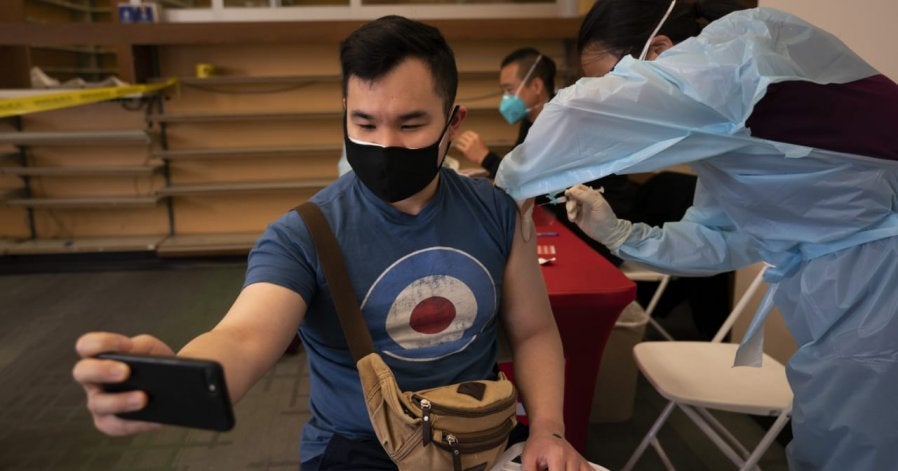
[499, 207, 555, 344]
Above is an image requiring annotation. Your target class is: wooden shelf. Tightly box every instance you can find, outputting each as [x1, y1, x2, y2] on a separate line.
[5, 195, 164, 208]
[29, 0, 111, 14]
[0, 15, 580, 256]
[1, 188, 26, 200]
[462, 106, 507, 115]
[156, 232, 260, 257]
[154, 145, 340, 160]
[0, 18, 581, 46]
[0, 152, 21, 164]
[158, 179, 332, 196]
[31, 45, 116, 55]
[178, 75, 340, 86]
[0, 163, 163, 177]
[156, 0, 195, 8]
[152, 106, 503, 124]
[151, 111, 338, 123]
[2, 235, 166, 255]
[39, 66, 121, 76]
[0, 130, 153, 146]
[174, 70, 498, 86]
[485, 139, 516, 148]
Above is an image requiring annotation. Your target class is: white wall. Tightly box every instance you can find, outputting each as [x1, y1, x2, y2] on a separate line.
[761, 0, 896, 79]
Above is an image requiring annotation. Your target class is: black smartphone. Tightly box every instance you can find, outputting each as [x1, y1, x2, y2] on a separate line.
[98, 352, 235, 432]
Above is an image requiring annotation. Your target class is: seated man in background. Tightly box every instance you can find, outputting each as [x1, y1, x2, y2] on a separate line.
[72, 15, 591, 471]
[454, 47, 554, 179]
[455, 47, 636, 265]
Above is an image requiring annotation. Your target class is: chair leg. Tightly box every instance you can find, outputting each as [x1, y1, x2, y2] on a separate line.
[644, 276, 675, 341]
[678, 404, 750, 468]
[643, 275, 671, 318]
[647, 317, 676, 341]
[650, 437, 676, 471]
[696, 406, 751, 459]
[622, 401, 676, 471]
[739, 411, 791, 471]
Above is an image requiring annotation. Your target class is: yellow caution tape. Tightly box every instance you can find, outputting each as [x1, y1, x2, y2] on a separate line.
[0, 78, 178, 118]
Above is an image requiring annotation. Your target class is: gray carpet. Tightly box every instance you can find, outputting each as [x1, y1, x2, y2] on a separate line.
[0, 258, 788, 470]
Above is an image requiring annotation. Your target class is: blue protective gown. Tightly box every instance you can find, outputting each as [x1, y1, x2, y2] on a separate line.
[496, 8, 898, 470]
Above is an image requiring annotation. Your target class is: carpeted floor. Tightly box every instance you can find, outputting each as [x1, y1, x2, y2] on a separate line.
[0, 255, 788, 470]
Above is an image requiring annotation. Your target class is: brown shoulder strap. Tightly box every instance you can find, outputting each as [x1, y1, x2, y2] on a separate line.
[295, 202, 374, 362]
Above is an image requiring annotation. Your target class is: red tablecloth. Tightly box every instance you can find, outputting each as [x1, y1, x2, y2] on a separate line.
[500, 206, 636, 453]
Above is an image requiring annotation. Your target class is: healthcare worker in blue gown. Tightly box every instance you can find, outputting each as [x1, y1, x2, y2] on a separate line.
[495, 1, 898, 469]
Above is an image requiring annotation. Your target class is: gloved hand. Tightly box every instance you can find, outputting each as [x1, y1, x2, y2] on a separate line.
[564, 184, 633, 249]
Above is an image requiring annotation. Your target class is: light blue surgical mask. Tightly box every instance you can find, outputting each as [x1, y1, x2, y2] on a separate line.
[499, 95, 528, 125]
[498, 55, 543, 125]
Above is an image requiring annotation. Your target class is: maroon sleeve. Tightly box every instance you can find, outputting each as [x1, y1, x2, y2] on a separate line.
[746, 74, 898, 162]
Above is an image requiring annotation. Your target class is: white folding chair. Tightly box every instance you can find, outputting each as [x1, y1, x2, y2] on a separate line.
[618, 261, 675, 341]
[622, 265, 792, 471]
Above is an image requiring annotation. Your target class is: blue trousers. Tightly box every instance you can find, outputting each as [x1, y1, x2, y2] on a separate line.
[301, 422, 530, 470]
[301, 434, 396, 471]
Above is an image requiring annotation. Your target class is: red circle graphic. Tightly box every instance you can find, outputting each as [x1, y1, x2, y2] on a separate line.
[409, 296, 456, 334]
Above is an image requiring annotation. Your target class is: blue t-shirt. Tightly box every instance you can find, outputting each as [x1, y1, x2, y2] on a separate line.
[244, 168, 517, 462]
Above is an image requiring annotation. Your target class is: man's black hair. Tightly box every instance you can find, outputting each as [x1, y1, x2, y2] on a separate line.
[501, 47, 557, 98]
[340, 15, 458, 115]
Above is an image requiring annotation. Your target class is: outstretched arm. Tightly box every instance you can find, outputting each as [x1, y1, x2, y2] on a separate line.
[72, 282, 306, 435]
[565, 183, 760, 276]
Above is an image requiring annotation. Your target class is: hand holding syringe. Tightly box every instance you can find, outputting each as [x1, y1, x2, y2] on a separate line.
[558, 184, 633, 249]
[539, 185, 604, 206]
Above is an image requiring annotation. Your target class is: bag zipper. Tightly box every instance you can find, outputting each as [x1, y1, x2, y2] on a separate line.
[421, 399, 433, 446]
[436, 417, 516, 454]
[413, 389, 517, 447]
[411, 391, 516, 418]
[440, 419, 516, 471]
[447, 433, 462, 471]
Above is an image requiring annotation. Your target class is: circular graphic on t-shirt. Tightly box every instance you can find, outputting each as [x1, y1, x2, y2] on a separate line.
[361, 247, 497, 362]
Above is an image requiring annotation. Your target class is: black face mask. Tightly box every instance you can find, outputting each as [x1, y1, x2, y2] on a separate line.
[345, 106, 457, 203]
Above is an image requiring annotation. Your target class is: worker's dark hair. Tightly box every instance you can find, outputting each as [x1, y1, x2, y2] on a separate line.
[577, 0, 754, 56]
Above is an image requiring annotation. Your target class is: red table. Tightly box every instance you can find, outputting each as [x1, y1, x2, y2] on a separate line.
[500, 206, 636, 453]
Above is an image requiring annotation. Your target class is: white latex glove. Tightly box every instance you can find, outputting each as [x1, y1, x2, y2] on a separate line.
[564, 184, 633, 249]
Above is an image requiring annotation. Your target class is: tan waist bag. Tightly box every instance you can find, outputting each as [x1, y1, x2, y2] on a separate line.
[296, 203, 518, 471]
[358, 352, 517, 471]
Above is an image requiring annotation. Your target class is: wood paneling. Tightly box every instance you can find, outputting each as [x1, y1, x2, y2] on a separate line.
[1, 15, 578, 254]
